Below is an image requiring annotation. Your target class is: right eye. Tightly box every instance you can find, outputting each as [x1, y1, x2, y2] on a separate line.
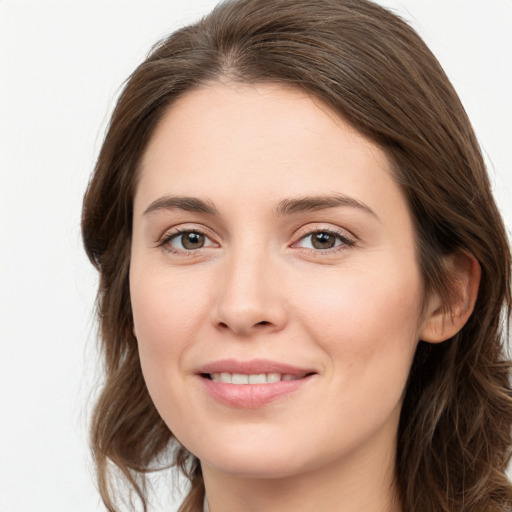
[163, 230, 217, 252]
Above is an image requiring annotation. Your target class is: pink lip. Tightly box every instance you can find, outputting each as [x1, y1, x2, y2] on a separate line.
[197, 358, 314, 376]
[196, 359, 316, 409]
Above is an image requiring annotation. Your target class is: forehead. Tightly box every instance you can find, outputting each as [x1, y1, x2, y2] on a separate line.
[135, 82, 405, 221]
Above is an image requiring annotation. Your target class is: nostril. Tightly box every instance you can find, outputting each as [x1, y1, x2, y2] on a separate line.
[214, 319, 275, 334]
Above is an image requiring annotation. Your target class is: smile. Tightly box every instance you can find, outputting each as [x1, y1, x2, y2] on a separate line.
[197, 359, 316, 408]
[206, 372, 307, 384]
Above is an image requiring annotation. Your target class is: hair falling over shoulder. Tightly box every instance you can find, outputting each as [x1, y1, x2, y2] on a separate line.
[81, 0, 512, 510]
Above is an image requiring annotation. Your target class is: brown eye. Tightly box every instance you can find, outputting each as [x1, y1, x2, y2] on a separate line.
[162, 228, 217, 254]
[180, 232, 205, 250]
[311, 232, 338, 249]
[294, 229, 355, 251]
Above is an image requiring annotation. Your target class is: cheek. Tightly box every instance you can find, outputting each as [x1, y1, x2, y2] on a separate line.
[130, 268, 209, 358]
[295, 259, 423, 380]
[129, 272, 207, 432]
[129, 268, 211, 424]
[291, 262, 423, 450]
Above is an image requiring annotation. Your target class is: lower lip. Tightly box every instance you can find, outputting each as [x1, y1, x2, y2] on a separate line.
[199, 375, 314, 409]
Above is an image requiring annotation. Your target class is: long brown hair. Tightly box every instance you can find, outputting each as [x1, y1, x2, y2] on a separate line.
[82, 1, 512, 510]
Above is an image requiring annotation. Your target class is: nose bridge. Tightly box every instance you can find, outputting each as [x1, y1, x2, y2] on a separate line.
[212, 239, 285, 335]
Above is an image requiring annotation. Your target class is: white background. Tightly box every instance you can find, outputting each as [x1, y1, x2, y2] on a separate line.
[1, 1, 511, 511]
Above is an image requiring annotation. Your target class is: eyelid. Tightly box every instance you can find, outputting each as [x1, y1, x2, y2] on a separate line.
[290, 224, 357, 251]
[157, 224, 219, 254]
[155, 222, 356, 255]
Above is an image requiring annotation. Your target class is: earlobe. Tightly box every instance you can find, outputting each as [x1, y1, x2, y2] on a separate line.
[420, 250, 481, 344]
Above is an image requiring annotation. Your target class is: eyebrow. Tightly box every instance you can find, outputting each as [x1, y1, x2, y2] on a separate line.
[275, 194, 378, 218]
[143, 196, 219, 216]
[142, 193, 377, 219]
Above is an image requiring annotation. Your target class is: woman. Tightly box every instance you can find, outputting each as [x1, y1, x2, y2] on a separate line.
[81, 0, 512, 511]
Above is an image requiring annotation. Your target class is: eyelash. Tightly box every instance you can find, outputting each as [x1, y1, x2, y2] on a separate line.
[158, 227, 218, 256]
[158, 227, 356, 255]
[292, 228, 356, 253]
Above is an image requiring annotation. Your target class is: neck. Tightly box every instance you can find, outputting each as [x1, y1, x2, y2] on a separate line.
[202, 430, 402, 512]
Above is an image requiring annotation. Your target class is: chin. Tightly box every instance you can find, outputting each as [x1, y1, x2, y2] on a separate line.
[184, 431, 310, 479]
[201, 452, 307, 480]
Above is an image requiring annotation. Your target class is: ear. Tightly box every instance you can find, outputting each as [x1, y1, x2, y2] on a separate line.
[420, 250, 481, 344]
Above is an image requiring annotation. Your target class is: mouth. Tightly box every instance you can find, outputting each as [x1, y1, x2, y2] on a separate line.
[196, 359, 317, 408]
[197, 358, 316, 383]
[201, 371, 314, 384]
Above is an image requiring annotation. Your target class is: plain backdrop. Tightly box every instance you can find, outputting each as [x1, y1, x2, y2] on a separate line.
[1, 1, 511, 511]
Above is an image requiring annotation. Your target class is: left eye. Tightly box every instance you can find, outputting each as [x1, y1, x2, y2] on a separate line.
[296, 231, 350, 250]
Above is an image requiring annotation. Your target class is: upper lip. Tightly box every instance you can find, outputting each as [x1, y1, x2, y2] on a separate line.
[197, 358, 316, 376]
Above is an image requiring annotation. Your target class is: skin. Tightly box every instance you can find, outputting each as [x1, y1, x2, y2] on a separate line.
[129, 82, 469, 512]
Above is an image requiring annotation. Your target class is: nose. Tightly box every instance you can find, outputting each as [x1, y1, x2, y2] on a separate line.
[211, 249, 287, 337]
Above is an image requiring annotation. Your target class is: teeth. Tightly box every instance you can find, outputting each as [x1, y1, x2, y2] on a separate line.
[209, 372, 302, 384]
[232, 373, 249, 384]
[248, 373, 267, 384]
[220, 372, 231, 383]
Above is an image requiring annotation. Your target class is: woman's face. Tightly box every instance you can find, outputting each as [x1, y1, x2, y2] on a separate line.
[130, 82, 428, 479]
